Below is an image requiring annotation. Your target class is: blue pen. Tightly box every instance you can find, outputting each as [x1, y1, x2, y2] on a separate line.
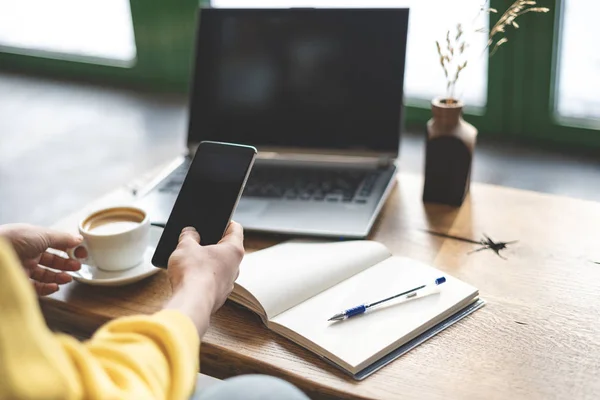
[327, 276, 447, 321]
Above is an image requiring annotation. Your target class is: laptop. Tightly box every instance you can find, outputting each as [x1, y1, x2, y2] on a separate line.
[136, 7, 409, 239]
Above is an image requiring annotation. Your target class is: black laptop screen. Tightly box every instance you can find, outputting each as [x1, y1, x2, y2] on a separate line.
[187, 8, 409, 153]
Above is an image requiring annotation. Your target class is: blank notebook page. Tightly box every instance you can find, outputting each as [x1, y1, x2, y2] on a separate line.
[271, 256, 478, 370]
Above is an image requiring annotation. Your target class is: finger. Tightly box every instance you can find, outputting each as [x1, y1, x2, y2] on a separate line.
[31, 265, 73, 285]
[74, 246, 88, 259]
[22, 258, 39, 276]
[178, 227, 201, 245]
[44, 229, 83, 251]
[39, 251, 81, 271]
[219, 221, 244, 245]
[33, 281, 59, 296]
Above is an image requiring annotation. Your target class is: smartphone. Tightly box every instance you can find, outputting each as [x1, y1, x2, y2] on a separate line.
[151, 141, 257, 268]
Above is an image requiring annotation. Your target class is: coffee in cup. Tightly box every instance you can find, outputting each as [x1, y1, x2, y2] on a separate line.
[68, 206, 150, 271]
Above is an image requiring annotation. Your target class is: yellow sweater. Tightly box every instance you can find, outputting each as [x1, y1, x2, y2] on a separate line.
[0, 238, 200, 400]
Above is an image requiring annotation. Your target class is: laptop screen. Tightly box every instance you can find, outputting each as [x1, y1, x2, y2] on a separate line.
[187, 8, 409, 154]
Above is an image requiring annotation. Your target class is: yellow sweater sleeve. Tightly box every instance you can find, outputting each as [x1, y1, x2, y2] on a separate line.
[0, 238, 200, 400]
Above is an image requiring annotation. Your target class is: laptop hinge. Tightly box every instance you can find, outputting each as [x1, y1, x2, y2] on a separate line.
[255, 151, 387, 167]
[189, 142, 397, 168]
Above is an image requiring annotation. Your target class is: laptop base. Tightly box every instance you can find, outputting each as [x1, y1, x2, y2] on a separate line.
[136, 161, 397, 240]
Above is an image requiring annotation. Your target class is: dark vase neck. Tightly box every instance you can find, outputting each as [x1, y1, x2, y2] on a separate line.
[431, 98, 463, 129]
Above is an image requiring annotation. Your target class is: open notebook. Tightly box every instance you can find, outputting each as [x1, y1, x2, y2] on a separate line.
[231, 240, 483, 380]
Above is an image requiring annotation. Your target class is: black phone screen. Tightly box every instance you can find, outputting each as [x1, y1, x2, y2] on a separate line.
[151, 141, 256, 268]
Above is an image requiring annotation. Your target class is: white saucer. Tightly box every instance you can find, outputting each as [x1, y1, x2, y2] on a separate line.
[70, 226, 163, 286]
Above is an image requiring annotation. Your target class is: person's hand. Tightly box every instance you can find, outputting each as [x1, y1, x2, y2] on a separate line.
[167, 222, 244, 313]
[0, 223, 83, 296]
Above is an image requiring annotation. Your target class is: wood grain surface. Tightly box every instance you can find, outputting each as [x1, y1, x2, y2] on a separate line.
[42, 171, 600, 400]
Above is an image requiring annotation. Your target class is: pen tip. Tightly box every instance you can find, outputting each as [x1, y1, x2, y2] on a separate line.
[328, 313, 345, 322]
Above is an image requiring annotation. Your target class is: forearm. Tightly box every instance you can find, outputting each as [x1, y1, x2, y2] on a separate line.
[164, 275, 216, 338]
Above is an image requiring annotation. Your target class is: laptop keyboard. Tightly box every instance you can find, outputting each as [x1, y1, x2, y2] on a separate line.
[157, 160, 191, 194]
[157, 161, 381, 204]
[243, 165, 379, 203]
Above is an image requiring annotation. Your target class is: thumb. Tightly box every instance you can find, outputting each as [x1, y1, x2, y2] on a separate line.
[44, 229, 83, 251]
[178, 227, 201, 245]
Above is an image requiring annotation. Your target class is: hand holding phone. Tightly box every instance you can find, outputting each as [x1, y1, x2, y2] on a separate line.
[151, 141, 257, 268]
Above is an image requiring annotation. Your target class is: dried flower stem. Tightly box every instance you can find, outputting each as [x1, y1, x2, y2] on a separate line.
[486, 0, 550, 56]
[435, 0, 549, 101]
[436, 23, 469, 101]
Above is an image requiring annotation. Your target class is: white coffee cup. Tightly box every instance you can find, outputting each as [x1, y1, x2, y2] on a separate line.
[68, 206, 150, 271]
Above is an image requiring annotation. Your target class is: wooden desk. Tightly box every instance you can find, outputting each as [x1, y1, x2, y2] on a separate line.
[42, 172, 600, 400]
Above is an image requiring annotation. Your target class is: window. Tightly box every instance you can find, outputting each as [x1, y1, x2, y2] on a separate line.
[554, 0, 600, 124]
[399, 1, 488, 109]
[518, 0, 600, 148]
[0, 0, 136, 65]
[0, 1, 198, 90]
